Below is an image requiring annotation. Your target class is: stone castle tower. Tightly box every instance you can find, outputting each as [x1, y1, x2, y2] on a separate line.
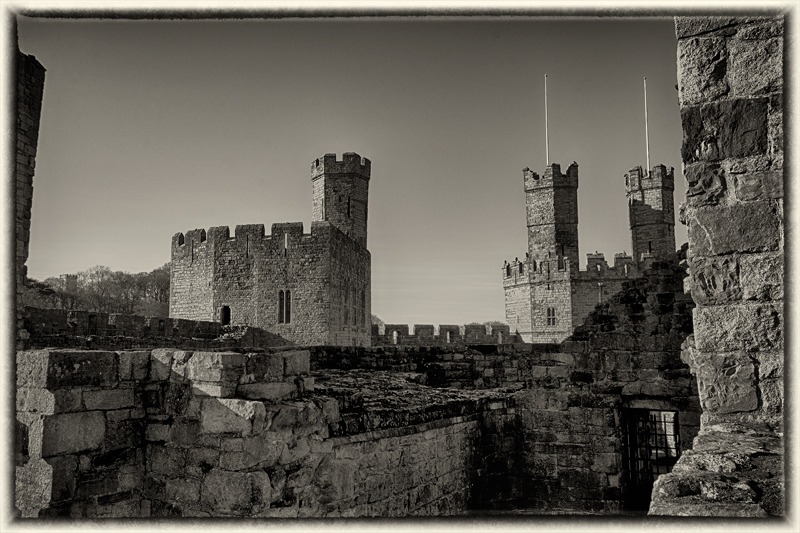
[312, 153, 371, 247]
[170, 152, 372, 347]
[626, 164, 676, 264]
[504, 162, 675, 343]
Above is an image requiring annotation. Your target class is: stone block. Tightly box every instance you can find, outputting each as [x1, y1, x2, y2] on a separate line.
[694, 302, 782, 353]
[687, 201, 781, 257]
[147, 445, 185, 477]
[165, 479, 200, 503]
[83, 388, 135, 411]
[150, 349, 174, 381]
[684, 162, 726, 206]
[45, 454, 78, 502]
[18, 350, 118, 389]
[729, 37, 782, 97]
[145, 424, 169, 442]
[219, 437, 283, 471]
[237, 382, 295, 401]
[284, 350, 310, 376]
[200, 398, 266, 437]
[738, 252, 783, 301]
[169, 350, 193, 382]
[677, 37, 729, 106]
[681, 98, 768, 163]
[16, 387, 55, 415]
[191, 382, 236, 398]
[675, 16, 742, 39]
[187, 352, 245, 382]
[695, 353, 758, 414]
[732, 171, 783, 202]
[118, 351, 149, 381]
[245, 353, 284, 381]
[200, 468, 271, 514]
[41, 411, 105, 457]
[689, 256, 741, 306]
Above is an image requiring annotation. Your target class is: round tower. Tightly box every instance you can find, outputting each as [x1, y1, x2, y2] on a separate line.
[311, 152, 371, 247]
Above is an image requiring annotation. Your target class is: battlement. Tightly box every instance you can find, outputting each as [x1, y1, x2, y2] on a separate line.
[523, 162, 579, 191]
[375, 323, 518, 346]
[311, 152, 371, 179]
[625, 164, 674, 193]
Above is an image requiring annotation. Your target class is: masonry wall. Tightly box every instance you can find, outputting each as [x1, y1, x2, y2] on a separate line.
[171, 221, 370, 347]
[626, 165, 676, 263]
[16, 348, 514, 518]
[15, 51, 45, 344]
[649, 15, 784, 518]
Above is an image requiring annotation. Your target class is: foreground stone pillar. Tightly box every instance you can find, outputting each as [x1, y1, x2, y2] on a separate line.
[649, 15, 784, 517]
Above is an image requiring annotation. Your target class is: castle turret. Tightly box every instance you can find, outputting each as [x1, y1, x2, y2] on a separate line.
[626, 165, 675, 264]
[523, 162, 579, 272]
[311, 152, 371, 248]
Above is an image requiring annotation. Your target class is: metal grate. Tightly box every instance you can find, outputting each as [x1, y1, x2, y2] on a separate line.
[622, 409, 681, 509]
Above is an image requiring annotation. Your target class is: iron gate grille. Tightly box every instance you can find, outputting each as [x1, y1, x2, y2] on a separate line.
[622, 409, 681, 509]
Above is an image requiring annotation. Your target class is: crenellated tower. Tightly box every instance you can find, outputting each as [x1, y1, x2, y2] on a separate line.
[524, 162, 580, 271]
[312, 152, 371, 248]
[625, 164, 676, 264]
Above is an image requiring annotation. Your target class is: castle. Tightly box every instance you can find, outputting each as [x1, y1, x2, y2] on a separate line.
[169, 152, 372, 347]
[503, 162, 675, 343]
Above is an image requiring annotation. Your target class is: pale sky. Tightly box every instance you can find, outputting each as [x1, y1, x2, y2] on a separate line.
[16, 12, 689, 326]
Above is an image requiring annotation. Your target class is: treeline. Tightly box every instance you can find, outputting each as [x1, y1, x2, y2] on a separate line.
[23, 264, 170, 317]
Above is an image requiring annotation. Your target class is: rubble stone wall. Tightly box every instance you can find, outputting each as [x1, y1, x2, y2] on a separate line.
[15, 348, 514, 518]
[649, 15, 784, 518]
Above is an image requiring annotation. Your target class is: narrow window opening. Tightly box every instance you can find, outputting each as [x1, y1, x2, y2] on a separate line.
[392, 330, 398, 345]
[519, 263, 524, 274]
[596, 264, 601, 272]
[446, 331, 451, 344]
[648, 241, 652, 254]
[278, 291, 285, 324]
[284, 233, 288, 257]
[506, 264, 511, 277]
[178, 234, 185, 245]
[347, 197, 351, 217]
[220, 306, 231, 326]
[285, 290, 291, 324]
[497, 331, 503, 344]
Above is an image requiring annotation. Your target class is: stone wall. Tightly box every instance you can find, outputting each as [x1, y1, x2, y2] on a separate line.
[649, 15, 784, 517]
[171, 221, 371, 347]
[21, 306, 291, 351]
[15, 348, 515, 518]
[15, 50, 45, 344]
[372, 323, 517, 346]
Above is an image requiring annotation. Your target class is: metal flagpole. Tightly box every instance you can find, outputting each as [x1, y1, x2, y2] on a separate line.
[644, 77, 650, 175]
[545, 74, 550, 166]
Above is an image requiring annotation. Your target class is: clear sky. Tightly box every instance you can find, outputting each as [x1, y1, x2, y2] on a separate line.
[17, 14, 688, 326]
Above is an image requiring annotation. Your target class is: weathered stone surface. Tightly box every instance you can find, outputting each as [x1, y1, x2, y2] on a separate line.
[150, 349, 174, 381]
[283, 350, 310, 375]
[681, 98, 768, 163]
[729, 37, 782, 97]
[200, 468, 271, 514]
[738, 252, 783, 301]
[18, 350, 118, 389]
[245, 353, 284, 381]
[695, 353, 757, 414]
[41, 411, 105, 457]
[165, 479, 200, 503]
[219, 436, 283, 471]
[677, 37, 728, 106]
[147, 445, 185, 477]
[187, 352, 245, 382]
[16, 388, 55, 415]
[731, 171, 782, 201]
[694, 303, 782, 353]
[689, 256, 740, 306]
[83, 388, 135, 411]
[200, 398, 266, 437]
[684, 162, 725, 206]
[687, 201, 781, 256]
[237, 382, 295, 401]
[15, 458, 52, 518]
[675, 16, 743, 38]
[118, 351, 149, 381]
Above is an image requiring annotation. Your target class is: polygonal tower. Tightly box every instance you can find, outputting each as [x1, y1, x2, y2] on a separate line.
[311, 152, 371, 247]
[625, 164, 675, 264]
[524, 162, 580, 270]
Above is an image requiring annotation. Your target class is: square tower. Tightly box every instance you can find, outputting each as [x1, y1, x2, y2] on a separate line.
[311, 152, 371, 247]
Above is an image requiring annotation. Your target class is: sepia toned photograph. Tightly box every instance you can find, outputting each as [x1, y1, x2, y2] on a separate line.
[5, 0, 794, 529]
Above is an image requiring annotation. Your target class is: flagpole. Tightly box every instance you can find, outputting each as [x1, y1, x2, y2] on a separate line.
[545, 74, 550, 166]
[644, 77, 650, 175]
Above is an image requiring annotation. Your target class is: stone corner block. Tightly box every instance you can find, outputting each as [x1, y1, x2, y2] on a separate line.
[41, 411, 105, 457]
